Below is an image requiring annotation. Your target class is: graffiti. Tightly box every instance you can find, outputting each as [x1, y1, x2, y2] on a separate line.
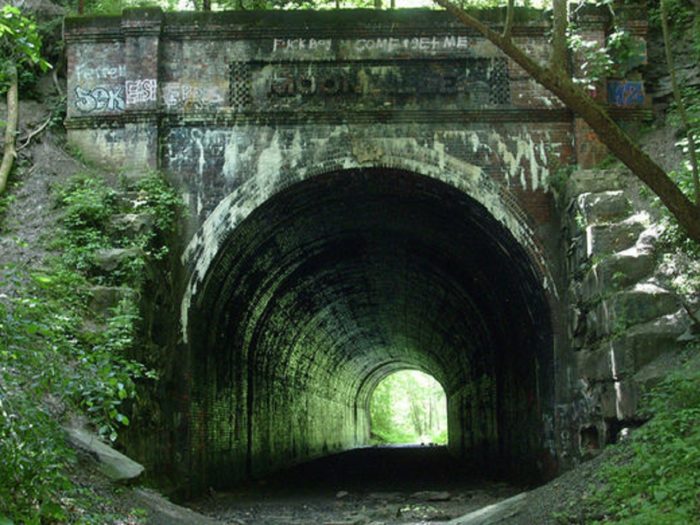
[125, 79, 157, 105]
[272, 35, 471, 54]
[607, 80, 644, 107]
[75, 64, 125, 83]
[273, 38, 332, 52]
[74, 86, 125, 113]
[162, 82, 224, 110]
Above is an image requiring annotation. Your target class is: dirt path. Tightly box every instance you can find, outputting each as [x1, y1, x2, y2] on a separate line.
[187, 446, 524, 525]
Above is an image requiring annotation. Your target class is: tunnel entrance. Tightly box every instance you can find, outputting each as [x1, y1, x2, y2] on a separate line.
[369, 370, 447, 446]
[187, 168, 554, 490]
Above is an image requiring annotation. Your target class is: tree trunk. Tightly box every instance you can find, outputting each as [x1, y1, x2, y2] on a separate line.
[502, 0, 514, 39]
[0, 63, 18, 196]
[551, 0, 568, 72]
[203, 0, 211, 11]
[661, 0, 700, 204]
[434, 0, 700, 243]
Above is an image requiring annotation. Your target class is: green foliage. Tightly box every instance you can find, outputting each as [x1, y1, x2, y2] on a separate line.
[654, 86, 700, 257]
[0, 384, 73, 524]
[0, 172, 180, 523]
[53, 173, 182, 285]
[0, 5, 51, 94]
[578, 355, 700, 524]
[370, 370, 447, 445]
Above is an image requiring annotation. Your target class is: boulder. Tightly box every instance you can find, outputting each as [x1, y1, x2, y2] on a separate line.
[581, 249, 656, 302]
[93, 247, 141, 272]
[576, 191, 631, 225]
[88, 285, 133, 317]
[585, 220, 646, 256]
[64, 426, 144, 483]
[595, 284, 680, 336]
[566, 169, 628, 201]
[448, 492, 527, 524]
[109, 213, 154, 238]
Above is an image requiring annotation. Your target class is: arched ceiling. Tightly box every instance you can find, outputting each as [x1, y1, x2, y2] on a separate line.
[190, 168, 552, 406]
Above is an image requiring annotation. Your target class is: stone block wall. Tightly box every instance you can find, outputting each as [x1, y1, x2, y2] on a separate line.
[562, 169, 690, 456]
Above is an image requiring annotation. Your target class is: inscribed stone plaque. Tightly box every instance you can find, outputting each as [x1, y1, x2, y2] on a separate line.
[229, 58, 510, 112]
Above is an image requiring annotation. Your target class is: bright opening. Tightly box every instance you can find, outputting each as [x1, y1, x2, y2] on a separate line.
[369, 370, 448, 445]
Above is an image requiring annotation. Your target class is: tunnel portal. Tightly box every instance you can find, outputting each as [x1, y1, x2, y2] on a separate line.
[187, 169, 553, 488]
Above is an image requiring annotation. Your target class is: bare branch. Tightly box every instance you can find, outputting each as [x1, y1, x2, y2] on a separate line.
[18, 115, 52, 152]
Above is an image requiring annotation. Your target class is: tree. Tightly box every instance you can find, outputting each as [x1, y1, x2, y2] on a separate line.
[0, 6, 50, 196]
[434, 0, 700, 243]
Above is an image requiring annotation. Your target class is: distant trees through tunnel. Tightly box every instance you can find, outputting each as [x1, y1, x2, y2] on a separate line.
[186, 168, 555, 490]
[369, 370, 448, 446]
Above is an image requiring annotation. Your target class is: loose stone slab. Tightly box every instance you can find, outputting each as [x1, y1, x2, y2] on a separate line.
[64, 426, 144, 482]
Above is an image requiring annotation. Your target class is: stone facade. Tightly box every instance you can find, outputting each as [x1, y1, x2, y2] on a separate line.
[64, 7, 656, 495]
[563, 169, 689, 454]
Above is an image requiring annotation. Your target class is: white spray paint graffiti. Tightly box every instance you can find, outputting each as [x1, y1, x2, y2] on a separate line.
[74, 86, 125, 113]
[272, 35, 472, 54]
[162, 82, 225, 110]
[125, 79, 157, 105]
[75, 64, 125, 83]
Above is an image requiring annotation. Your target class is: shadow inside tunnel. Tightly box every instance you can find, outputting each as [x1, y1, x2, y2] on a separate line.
[225, 445, 522, 496]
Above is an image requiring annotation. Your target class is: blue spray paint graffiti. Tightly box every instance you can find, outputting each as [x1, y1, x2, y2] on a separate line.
[607, 80, 645, 107]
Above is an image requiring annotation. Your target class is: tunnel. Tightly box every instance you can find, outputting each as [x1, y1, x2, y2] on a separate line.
[185, 168, 554, 490]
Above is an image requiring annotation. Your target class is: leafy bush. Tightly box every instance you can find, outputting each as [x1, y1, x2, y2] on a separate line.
[0, 392, 72, 524]
[0, 172, 180, 523]
[576, 354, 700, 524]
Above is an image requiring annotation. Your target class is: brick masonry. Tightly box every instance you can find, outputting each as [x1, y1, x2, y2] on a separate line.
[64, 7, 651, 495]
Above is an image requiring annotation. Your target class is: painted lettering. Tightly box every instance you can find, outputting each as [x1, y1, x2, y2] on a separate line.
[75, 64, 126, 83]
[74, 85, 125, 113]
[125, 79, 157, 105]
[163, 82, 225, 109]
[271, 35, 471, 54]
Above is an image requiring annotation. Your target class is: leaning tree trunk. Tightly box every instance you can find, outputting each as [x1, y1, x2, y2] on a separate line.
[434, 0, 700, 243]
[0, 63, 18, 196]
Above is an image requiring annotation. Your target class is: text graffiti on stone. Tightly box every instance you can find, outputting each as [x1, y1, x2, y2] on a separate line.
[272, 36, 471, 54]
[125, 79, 158, 105]
[74, 86, 125, 113]
[75, 64, 126, 83]
[162, 82, 224, 109]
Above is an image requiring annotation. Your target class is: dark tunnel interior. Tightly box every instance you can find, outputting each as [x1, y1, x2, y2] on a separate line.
[187, 168, 554, 489]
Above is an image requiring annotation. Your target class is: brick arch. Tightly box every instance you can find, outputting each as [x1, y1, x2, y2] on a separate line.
[179, 140, 557, 342]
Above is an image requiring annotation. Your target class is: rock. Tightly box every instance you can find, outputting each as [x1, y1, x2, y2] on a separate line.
[585, 220, 646, 256]
[368, 492, 402, 502]
[132, 488, 222, 525]
[633, 348, 691, 391]
[93, 247, 141, 272]
[88, 285, 133, 317]
[596, 284, 680, 335]
[410, 490, 452, 501]
[109, 213, 154, 238]
[566, 169, 628, 201]
[576, 191, 631, 224]
[323, 519, 367, 525]
[64, 426, 144, 482]
[448, 492, 527, 524]
[578, 312, 687, 382]
[580, 248, 656, 302]
[598, 380, 640, 420]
